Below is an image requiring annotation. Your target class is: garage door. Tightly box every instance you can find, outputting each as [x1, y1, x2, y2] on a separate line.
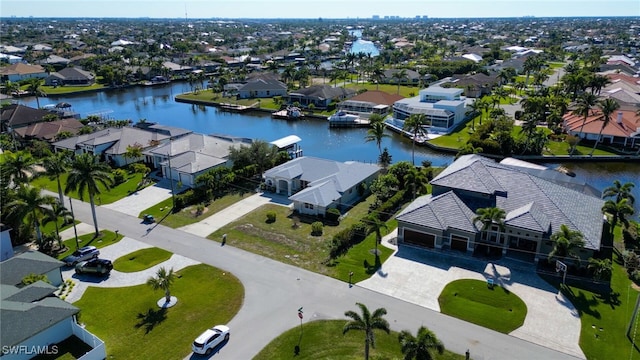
[404, 230, 435, 248]
[450, 235, 468, 252]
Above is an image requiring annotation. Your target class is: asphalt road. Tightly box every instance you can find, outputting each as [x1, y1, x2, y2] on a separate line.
[64, 196, 581, 360]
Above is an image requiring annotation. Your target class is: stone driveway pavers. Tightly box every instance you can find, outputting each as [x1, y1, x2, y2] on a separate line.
[101, 178, 174, 217]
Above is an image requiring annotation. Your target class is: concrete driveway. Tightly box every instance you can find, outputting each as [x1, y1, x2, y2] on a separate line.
[359, 234, 584, 359]
[101, 178, 175, 217]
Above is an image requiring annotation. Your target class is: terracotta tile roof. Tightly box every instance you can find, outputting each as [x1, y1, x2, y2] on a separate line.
[563, 109, 640, 138]
[347, 90, 404, 105]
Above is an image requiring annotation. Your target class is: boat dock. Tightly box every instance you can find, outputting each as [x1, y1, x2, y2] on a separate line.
[272, 106, 303, 120]
[384, 119, 427, 144]
[327, 111, 370, 128]
[219, 102, 259, 113]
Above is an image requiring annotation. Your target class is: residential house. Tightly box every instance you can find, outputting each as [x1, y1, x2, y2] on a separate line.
[1, 104, 51, 133]
[52, 127, 171, 167]
[286, 85, 356, 109]
[0, 224, 14, 262]
[0, 53, 23, 64]
[334, 90, 404, 118]
[386, 86, 468, 134]
[395, 155, 604, 263]
[44, 67, 95, 86]
[263, 156, 380, 216]
[0, 251, 105, 360]
[563, 108, 640, 150]
[380, 69, 427, 85]
[0, 63, 47, 82]
[162, 61, 192, 77]
[13, 118, 84, 143]
[144, 133, 250, 188]
[238, 78, 287, 99]
[447, 73, 500, 97]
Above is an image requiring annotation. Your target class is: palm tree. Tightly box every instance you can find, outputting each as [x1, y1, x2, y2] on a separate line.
[393, 69, 408, 95]
[65, 153, 113, 236]
[378, 147, 392, 171]
[548, 224, 585, 264]
[588, 258, 612, 281]
[363, 212, 388, 257]
[365, 116, 389, 155]
[590, 98, 620, 156]
[570, 93, 598, 155]
[404, 167, 428, 200]
[124, 143, 143, 165]
[6, 185, 56, 247]
[26, 78, 46, 109]
[602, 198, 635, 233]
[403, 114, 429, 166]
[343, 303, 390, 360]
[146, 267, 176, 304]
[603, 180, 635, 205]
[43, 152, 69, 204]
[370, 67, 385, 90]
[473, 207, 506, 244]
[42, 202, 72, 248]
[398, 326, 445, 360]
[1, 150, 38, 186]
[465, 100, 481, 130]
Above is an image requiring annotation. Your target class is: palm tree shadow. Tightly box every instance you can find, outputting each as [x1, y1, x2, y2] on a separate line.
[561, 286, 601, 319]
[135, 308, 167, 334]
[364, 255, 385, 276]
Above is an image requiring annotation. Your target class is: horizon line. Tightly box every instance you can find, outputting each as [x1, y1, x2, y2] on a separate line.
[2, 15, 639, 20]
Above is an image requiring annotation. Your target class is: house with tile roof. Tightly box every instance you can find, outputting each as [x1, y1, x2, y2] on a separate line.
[562, 108, 640, 150]
[286, 85, 356, 109]
[0, 251, 105, 360]
[0, 104, 51, 133]
[13, 118, 84, 143]
[238, 78, 287, 99]
[335, 90, 404, 118]
[263, 156, 380, 216]
[144, 133, 251, 188]
[44, 67, 95, 86]
[0, 63, 47, 82]
[395, 155, 605, 263]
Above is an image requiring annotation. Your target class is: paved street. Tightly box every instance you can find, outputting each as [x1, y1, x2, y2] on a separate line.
[57, 193, 581, 360]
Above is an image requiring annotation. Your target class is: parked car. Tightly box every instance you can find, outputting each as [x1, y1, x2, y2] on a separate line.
[75, 258, 113, 275]
[62, 246, 99, 266]
[192, 325, 230, 355]
[143, 214, 155, 224]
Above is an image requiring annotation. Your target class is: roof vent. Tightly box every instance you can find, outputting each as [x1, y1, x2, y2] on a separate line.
[617, 111, 623, 124]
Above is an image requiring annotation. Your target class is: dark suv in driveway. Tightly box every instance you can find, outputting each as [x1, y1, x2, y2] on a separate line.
[62, 246, 100, 266]
[75, 258, 113, 275]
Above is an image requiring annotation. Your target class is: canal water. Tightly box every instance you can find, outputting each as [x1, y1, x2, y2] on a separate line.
[16, 81, 640, 211]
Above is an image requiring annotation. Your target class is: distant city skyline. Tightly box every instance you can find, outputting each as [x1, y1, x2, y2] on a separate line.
[1, 0, 638, 19]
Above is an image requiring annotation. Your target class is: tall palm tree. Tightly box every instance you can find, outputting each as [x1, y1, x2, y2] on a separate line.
[404, 167, 428, 200]
[398, 326, 445, 360]
[590, 98, 620, 156]
[548, 224, 585, 263]
[146, 267, 176, 304]
[465, 100, 481, 131]
[43, 152, 69, 204]
[1, 150, 38, 186]
[42, 202, 72, 248]
[602, 198, 635, 233]
[6, 185, 56, 247]
[403, 113, 429, 166]
[602, 180, 635, 205]
[473, 207, 506, 244]
[365, 116, 389, 155]
[26, 78, 46, 109]
[65, 153, 113, 236]
[124, 143, 143, 165]
[343, 302, 390, 360]
[378, 147, 392, 171]
[363, 212, 388, 257]
[394, 69, 408, 95]
[570, 93, 598, 155]
[370, 67, 385, 90]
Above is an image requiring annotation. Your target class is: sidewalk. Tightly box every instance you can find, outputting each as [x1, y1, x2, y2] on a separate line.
[178, 192, 291, 237]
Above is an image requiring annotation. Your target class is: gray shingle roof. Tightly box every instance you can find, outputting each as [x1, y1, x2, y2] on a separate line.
[0, 251, 63, 286]
[239, 78, 287, 92]
[289, 85, 355, 100]
[397, 191, 478, 233]
[426, 155, 604, 249]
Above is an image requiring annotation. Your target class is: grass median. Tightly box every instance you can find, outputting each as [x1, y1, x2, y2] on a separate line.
[112, 247, 173, 272]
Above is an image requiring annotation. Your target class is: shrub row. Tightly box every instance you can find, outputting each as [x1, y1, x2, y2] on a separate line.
[328, 222, 367, 259]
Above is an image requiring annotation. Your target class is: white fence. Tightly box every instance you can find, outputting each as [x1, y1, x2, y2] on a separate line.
[71, 321, 106, 360]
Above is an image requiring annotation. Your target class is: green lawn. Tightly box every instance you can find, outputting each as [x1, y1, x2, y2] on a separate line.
[138, 192, 249, 228]
[438, 279, 527, 334]
[112, 247, 173, 272]
[31, 172, 149, 205]
[56, 230, 123, 260]
[41, 219, 78, 236]
[206, 195, 395, 280]
[41, 83, 105, 95]
[74, 264, 244, 360]
[346, 82, 420, 98]
[253, 319, 464, 360]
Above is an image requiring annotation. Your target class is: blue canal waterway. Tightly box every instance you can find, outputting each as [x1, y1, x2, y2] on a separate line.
[17, 81, 640, 211]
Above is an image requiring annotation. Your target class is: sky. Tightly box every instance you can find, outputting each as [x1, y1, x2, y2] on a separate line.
[1, 0, 639, 19]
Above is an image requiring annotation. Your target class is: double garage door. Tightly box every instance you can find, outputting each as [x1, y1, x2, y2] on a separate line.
[450, 235, 468, 252]
[403, 230, 435, 248]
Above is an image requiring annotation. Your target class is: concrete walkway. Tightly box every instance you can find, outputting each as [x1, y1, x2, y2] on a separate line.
[62, 237, 199, 303]
[178, 192, 291, 237]
[358, 230, 584, 359]
[101, 178, 175, 217]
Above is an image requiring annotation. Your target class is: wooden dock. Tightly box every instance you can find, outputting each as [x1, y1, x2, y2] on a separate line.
[219, 102, 259, 113]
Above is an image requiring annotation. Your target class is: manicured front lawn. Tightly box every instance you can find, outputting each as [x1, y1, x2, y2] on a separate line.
[438, 279, 527, 334]
[112, 247, 173, 272]
[56, 230, 123, 261]
[32, 172, 149, 205]
[74, 264, 244, 360]
[346, 82, 420, 98]
[254, 319, 464, 360]
[138, 192, 249, 228]
[207, 195, 395, 281]
[41, 83, 105, 95]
